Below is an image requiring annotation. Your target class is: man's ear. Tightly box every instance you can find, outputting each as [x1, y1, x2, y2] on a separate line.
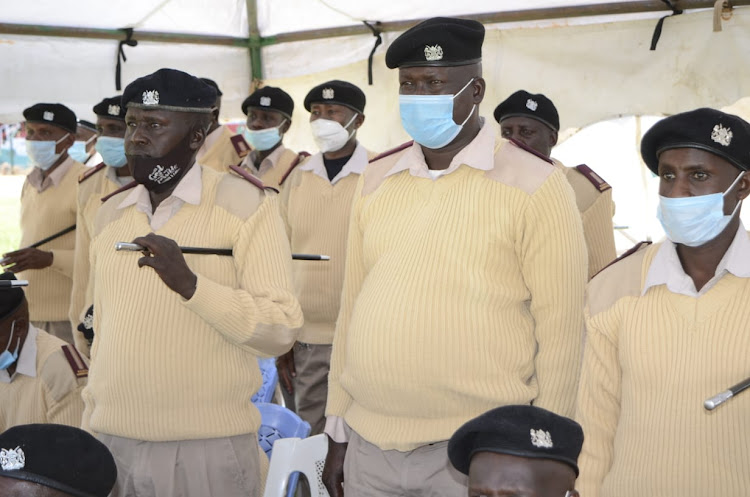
[472, 77, 486, 104]
[58, 133, 76, 152]
[280, 119, 292, 134]
[736, 171, 750, 202]
[550, 130, 559, 149]
[211, 108, 220, 125]
[189, 125, 207, 152]
[354, 113, 365, 129]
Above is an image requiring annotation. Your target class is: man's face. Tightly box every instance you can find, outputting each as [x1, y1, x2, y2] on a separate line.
[124, 107, 199, 158]
[25, 122, 73, 154]
[500, 116, 557, 157]
[246, 108, 288, 133]
[657, 148, 748, 215]
[75, 125, 97, 154]
[308, 103, 360, 129]
[398, 65, 484, 125]
[0, 476, 74, 496]
[96, 117, 126, 139]
[468, 452, 577, 497]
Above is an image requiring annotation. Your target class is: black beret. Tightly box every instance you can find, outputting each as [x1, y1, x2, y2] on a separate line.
[93, 96, 126, 120]
[0, 272, 24, 319]
[304, 80, 366, 114]
[199, 77, 223, 97]
[494, 90, 560, 132]
[77, 120, 97, 133]
[242, 86, 295, 119]
[448, 405, 584, 476]
[641, 107, 750, 174]
[385, 17, 484, 69]
[23, 103, 77, 134]
[122, 68, 217, 113]
[0, 424, 117, 497]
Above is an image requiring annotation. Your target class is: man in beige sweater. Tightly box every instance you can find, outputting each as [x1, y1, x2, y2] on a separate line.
[576, 108, 750, 496]
[323, 18, 587, 496]
[495, 90, 617, 277]
[276, 80, 370, 435]
[83, 68, 302, 497]
[2, 103, 85, 344]
[0, 272, 87, 432]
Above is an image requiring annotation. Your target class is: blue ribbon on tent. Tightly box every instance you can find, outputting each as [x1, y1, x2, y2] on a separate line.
[116, 28, 138, 90]
[650, 0, 683, 50]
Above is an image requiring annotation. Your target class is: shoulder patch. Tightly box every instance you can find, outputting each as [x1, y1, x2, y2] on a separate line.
[101, 180, 137, 202]
[484, 139, 555, 195]
[575, 164, 611, 192]
[279, 151, 311, 186]
[587, 241, 653, 317]
[369, 141, 414, 163]
[78, 163, 106, 183]
[61, 344, 88, 378]
[230, 134, 251, 158]
[508, 138, 554, 164]
[229, 164, 279, 194]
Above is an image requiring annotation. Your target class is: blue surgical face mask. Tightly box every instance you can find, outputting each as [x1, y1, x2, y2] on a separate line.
[95, 136, 128, 168]
[68, 135, 96, 163]
[26, 133, 70, 171]
[398, 78, 477, 150]
[243, 120, 286, 152]
[657, 171, 745, 247]
[0, 321, 20, 370]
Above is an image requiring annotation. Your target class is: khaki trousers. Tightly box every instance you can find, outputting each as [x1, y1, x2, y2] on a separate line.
[32, 320, 73, 344]
[99, 433, 261, 497]
[292, 342, 331, 435]
[343, 429, 468, 496]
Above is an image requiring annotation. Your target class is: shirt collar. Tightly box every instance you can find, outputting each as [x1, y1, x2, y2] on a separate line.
[118, 163, 202, 211]
[299, 142, 368, 185]
[643, 222, 750, 297]
[0, 324, 38, 383]
[247, 143, 287, 177]
[27, 155, 75, 192]
[105, 166, 133, 187]
[385, 118, 495, 180]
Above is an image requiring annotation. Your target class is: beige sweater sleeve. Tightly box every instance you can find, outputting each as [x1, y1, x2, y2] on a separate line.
[49, 248, 75, 278]
[325, 174, 366, 418]
[182, 195, 302, 357]
[521, 170, 587, 417]
[581, 188, 617, 277]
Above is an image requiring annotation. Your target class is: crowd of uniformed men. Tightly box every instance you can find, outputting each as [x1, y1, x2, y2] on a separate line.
[0, 15, 748, 497]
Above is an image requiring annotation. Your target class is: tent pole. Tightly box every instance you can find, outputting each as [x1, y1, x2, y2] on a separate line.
[246, 0, 263, 91]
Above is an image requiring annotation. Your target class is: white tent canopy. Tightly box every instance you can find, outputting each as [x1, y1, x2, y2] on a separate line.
[1, 0, 749, 153]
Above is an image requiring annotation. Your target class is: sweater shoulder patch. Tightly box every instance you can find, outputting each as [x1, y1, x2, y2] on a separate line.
[216, 171, 265, 220]
[78, 163, 106, 183]
[587, 241, 653, 317]
[484, 139, 555, 195]
[230, 134, 251, 158]
[228, 164, 279, 194]
[362, 144, 413, 196]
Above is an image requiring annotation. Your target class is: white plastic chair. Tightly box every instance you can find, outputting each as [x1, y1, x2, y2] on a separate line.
[263, 434, 330, 497]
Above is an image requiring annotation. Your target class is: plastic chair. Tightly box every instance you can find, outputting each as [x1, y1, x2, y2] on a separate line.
[257, 403, 312, 497]
[252, 357, 279, 404]
[263, 434, 330, 497]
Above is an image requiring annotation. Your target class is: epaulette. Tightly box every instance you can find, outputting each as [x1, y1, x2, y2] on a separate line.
[368, 141, 414, 163]
[230, 134, 251, 158]
[508, 138, 554, 165]
[78, 163, 106, 184]
[575, 164, 611, 193]
[61, 344, 88, 378]
[279, 152, 311, 186]
[229, 164, 280, 194]
[593, 240, 652, 278]
[101, 180, 138, 202]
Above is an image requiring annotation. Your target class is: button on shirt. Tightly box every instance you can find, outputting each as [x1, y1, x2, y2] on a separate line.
[0, 325, 38, 383]
[117, 163, 202, 231]
[299, 142, 369, 185]
[643, 223, 750, 298]
[26, 156, 75, 193]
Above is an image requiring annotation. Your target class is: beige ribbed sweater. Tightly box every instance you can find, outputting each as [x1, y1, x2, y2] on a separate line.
[279, 167, 361, 344]
[69, 168, 123, 355]
[82, 167, 303, 441]
[18, 160, 85, 321]
[197, 125, 243, 173]
[576, 243, 750, 496]
[327, 140, 587, 451]
[0, 327, 87, 431]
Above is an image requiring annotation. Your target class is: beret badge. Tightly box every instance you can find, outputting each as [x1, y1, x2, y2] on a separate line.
[321, 88, 335, 99]
[108, 104, 121, 116]
[43, 111, 54, 121]
[0, 447, 25, 471]
[530, 428, 554, 449]
[526, 99, 539, 112]
[259, 96, 271, 107]
[142, 90, 160, 106]
[424, 44, 444, 61]
[711, 123, 733, 147]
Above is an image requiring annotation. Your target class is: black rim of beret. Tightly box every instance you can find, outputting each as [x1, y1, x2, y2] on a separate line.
[467, 447, 580, 477]
[496, 111, 559, 132]
[0, 470, 98, 497]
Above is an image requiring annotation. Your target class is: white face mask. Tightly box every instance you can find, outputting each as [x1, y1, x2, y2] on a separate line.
[310, 114, 357, 153]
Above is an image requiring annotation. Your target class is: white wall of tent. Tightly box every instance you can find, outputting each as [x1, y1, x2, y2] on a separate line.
[1, 0, 749, 251]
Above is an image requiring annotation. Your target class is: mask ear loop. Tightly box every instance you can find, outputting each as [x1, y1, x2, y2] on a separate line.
[452, 78, 478, 127]
[3, 320, 16, 353]
[342, 113, 359, 141]
[724, 171, 746, 218]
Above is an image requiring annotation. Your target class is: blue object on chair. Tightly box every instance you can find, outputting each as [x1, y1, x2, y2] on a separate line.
[257, 402, 312, 497]
[252, 357, 279, 404]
